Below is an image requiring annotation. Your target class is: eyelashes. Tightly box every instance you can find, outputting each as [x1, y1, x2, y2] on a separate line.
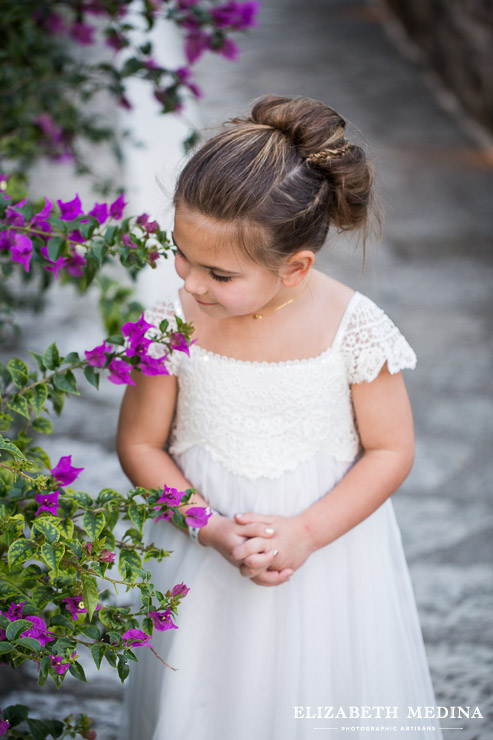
[173, 246, 233, 283]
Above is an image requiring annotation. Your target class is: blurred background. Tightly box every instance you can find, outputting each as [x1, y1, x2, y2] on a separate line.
[1, 1, 492, 738]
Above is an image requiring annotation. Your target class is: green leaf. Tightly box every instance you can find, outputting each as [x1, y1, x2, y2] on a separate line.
[6, 619, 33, 641]
[79, 219, 97, 240]
[81, 576, 99, 620]
[27, 717, 52, 740]
[57, 518, 74, 540]
[49, 615, 73, 629]
[47, 236, 66, 262]
[80, 624, 101, 640]
[32, 417, 53, 434]
[0, 641, 14, 654]
[33, 517, 60, 544]
[53, 370, 79, 394]
[63, 351, 80, 365]
[69, 661, 87, 682]
[90, 642, 105, 669]
[14, 636, 44, 653]
[82, 510, 105, 540]
[43, 343, 61, 371]
[128, 503, 145, 532]
[83, 365, 100, 389]
[105, 334, 125, 346]
[104, 225, 118, 246]
[41, 542, 64, 574]
[67, 490, 93, 508]
[26, 445, 51, 470]
[118, 654, 130, 682]
[8, 358, 29, 387]
[7, 394, 30, 419]
[98, 488, 123, 505]
[31, 585, 54, 608]
[30, 351, 46, 374]
[0, 436, 26, 459]
[105, 649, 117, 667]
[119, 549, 142, 582]
[8, 538, 35, 568]
[3, 704, 29, 727]
[31, 383, 48, 416]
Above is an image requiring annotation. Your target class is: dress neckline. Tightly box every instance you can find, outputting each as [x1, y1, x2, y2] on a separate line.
[173, 288, 360, 368]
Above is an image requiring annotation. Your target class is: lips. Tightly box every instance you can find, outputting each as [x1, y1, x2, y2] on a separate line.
[194, 297, 216, 305]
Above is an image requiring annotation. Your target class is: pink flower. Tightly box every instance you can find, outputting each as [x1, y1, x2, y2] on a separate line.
[6, 205, 25, 227]
[65, 251, 87, 277]
[88, 201, 109, 225]
[145, 57, 160, 70]
[109, 193, 127, 219]
[184, 30, 211, 64]
[138, 355, 170, 377]
[185, 506, 213, 528]
[0, 710, 9, 736]
[156, 485, 184, 508]
[51, 455, 84, 486]
[21, 616, 54, 647]
[1, 601, 26, 620]
[122, 629, 152, 647]
[63, 597, 88, 620]
[32, 197, 53, 225]
[118, 95, 133, 110]
[122, 314, 155, 354]
[40, 245, 68, 279]
[169, 331, 193, 357]
[170, 582, 190, 597]
[70, 22, 95, 45]
[148, 609, 178, 631]
[100, 550, 116, 563]
[107, 358, 135, 386]
[218, 37, 239, 60]
[122, 233, 136, 248]
[50, 651, 76, 675]
[154, 509, 173, 523]
[57, 194, 84, 221]
[35, 490, 60, 516]
[211, 2, 259, 29]
[11, 233, 33, 272]
[44, 11, 65, 34]
[35, 114, 63, 145]
[85, 341, 112, 368]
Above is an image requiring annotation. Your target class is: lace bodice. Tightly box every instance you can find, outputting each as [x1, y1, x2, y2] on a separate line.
[144, 289, 417, 480]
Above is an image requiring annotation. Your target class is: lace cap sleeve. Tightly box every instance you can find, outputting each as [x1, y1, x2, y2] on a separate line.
[143, 294, 185, 376]
[337, 293, 417, 384]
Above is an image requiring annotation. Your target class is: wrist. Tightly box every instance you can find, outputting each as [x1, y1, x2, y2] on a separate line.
[190, 508, 222, 548]
[296, 510, 322, 554]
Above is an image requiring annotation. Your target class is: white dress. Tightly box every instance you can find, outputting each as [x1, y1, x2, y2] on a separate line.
[121, 288, 444, 740]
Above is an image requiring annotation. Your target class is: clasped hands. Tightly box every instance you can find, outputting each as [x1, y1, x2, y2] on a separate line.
[200, 511, 315, 587]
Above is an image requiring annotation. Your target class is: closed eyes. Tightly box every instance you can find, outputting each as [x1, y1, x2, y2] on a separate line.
[173, 245, 233, 282]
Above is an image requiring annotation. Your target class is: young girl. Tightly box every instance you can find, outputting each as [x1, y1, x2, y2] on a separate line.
[117, 95, 443, 740]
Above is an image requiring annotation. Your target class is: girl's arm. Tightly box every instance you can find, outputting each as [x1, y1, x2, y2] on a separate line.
[233, 363, 415, 581]
[116, 369, 285, 577]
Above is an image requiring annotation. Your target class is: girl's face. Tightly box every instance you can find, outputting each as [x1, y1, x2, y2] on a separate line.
[172, 205, 284, 319]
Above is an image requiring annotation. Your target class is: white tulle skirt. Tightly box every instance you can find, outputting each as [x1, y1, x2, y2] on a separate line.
[120, 443, 443, 740]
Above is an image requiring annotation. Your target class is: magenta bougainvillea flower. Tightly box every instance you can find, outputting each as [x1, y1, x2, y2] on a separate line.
[88, 202, 109, 225]
[218, 37, 239, 60]
[153, 509, 173, 523]
[85, 340, 112, 368]
[50, 651, 76, 675]
[211, 1, 259, 29]
[185, 506, 213, 528]
[184, 30, 211, 64]
[170, 582, 190, 598]
[107, 358, 135, 385]
[11, 233, 33, 272]
[1, 601, 26, 620]
[122, 233, 136, 248]
[65, 251, 87, 277]
[5, 204, 25, 227]
[109, 193, 126, 219]
[122, 314, 154, 352]
[51, 455, 84, 486]
[62, 596, 94, 621]
[123, 629, 152, 647]
[169, 331, 195, 357]
[35, 490, 60, 516]
[0, 710, 10, 736]
[84, 542, 116, 563]
[40, 244, 69, 278]
[137, 354, 170, 377]
[156, 485, 184, 508]
[148, 608, 178, 631]
[57, 194, 84, 221]
[21, 616, 54, 647]
[70, 21, 95, 45]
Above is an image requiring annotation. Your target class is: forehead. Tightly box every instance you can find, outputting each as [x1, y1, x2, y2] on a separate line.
[173, 205, 264, 271]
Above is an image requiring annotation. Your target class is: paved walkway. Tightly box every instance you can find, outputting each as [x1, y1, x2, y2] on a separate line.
[1, 1, 492, 738]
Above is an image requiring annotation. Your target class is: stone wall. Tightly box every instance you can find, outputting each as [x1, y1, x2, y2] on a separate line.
[382, 0, 493, 133]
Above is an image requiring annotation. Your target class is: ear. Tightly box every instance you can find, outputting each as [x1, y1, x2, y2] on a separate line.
[279, 250, 315, 287]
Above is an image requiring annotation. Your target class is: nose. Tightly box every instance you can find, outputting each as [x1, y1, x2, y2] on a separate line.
[182, 268, 208, 297]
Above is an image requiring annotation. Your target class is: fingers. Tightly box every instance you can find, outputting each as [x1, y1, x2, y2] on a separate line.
[235, 512, 272, 526]
[238, 549, 278, 577]
[234, 521, 276, 541]
[232, 533, 276, 561]
[249, 568, 294, 587]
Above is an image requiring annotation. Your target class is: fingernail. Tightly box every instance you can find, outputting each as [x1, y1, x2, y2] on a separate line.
[265, 527, 275, 534]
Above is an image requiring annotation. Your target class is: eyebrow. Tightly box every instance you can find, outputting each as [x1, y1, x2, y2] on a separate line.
[171, 232, 242, 275]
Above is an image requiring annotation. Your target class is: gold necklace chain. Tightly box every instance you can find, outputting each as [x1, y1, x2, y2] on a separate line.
[252, 274, 313, 320]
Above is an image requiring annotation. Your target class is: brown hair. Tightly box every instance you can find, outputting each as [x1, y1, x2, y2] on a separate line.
[173, 95, 378, 273]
